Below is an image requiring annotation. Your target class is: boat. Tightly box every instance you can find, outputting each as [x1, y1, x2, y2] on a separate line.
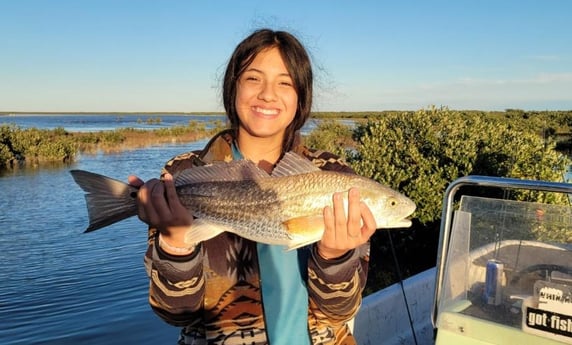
[353, 175, 572, 344]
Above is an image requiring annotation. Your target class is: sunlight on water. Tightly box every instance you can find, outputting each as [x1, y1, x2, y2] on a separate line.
[0, 114, 332, 344]
[0, 134, 211, 344]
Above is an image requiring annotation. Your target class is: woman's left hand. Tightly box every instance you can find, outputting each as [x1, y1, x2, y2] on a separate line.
[317, 188, 377, 260]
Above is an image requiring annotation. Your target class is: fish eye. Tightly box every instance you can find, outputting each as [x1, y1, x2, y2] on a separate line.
[388, 197, 397, 207]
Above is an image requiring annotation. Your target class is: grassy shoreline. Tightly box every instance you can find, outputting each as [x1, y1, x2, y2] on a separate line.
[0, 121, 224, 170]
[3, 108, 572, 171]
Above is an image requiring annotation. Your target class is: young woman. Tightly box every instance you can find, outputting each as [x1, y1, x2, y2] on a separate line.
[129, 28, 377, 345]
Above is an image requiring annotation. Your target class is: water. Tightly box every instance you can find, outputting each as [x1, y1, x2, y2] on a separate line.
[0, 113, 341, 344]
[0, 114, 221, 344]
[0, 113, 227, 132]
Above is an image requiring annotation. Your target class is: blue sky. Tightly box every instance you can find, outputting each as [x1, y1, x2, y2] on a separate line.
[1, 0, 571, 112]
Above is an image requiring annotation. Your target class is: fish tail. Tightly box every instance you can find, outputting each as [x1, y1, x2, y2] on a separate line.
[70, 170, 139, 232]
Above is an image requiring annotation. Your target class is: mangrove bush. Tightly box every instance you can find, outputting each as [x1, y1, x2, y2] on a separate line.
[0, 125, 77, 169]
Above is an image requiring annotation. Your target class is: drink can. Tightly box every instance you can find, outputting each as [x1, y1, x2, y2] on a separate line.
[484, 259, 503, 305]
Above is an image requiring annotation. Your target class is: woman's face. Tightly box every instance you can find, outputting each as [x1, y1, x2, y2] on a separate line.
[235, 47, 298, 143]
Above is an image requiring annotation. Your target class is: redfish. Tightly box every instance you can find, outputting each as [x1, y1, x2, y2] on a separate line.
[70, 152, 415, 250]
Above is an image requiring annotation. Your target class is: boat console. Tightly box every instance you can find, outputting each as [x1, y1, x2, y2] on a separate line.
[434, 176, 572, 345]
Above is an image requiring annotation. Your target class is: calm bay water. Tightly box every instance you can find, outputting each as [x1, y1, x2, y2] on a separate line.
[0, 113, 227, 132]
[0, 113, 333, 344]
[0, 114, 227, 344]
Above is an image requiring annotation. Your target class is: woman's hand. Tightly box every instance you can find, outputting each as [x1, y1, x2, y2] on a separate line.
[317, 188, 377, 260]
[128, 173, 193, 250]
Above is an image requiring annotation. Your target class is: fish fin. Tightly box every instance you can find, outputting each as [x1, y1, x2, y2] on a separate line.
[70, 170, 139, 232]
[285, 237, 323, 251]
[183, 218, 226, 245]
[271, 152, 321, 177]
[175, 159, 269, 186]
[283, 215, 325, 250]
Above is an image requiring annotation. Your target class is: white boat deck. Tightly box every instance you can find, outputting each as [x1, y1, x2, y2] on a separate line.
[354, 267, 436, 345]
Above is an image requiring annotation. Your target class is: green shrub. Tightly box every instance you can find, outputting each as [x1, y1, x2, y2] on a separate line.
[0, 125, 78, 167]
[304, 119, 354, 159]
[304, 107, 571, 293]
[0, 142, 14, 168]
[155, 125, 189, 137]
[101, 130, 126, 144]
[36, 138, 77, 162]
[349, 107, 570, 225]
[77, 132, 100, 144]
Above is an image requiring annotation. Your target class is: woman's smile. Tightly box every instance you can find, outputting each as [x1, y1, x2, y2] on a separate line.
[252, 106, 280, 117]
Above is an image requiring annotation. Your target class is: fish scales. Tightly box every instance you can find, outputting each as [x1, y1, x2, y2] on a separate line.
[177, 179, 288, 242]
[70, 152, 416, 250]
[175, 170, 403, 246]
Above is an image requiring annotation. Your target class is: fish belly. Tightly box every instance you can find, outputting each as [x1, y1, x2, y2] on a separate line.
[175, 173, 348, 245]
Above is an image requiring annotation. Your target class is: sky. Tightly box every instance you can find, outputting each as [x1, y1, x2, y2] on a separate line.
[1, 0, 571, 113]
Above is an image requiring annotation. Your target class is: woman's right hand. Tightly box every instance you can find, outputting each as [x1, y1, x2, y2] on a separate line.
[128, 173, 194, 250]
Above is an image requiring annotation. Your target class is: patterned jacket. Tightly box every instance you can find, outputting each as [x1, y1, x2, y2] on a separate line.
[144, 130, 370, 345]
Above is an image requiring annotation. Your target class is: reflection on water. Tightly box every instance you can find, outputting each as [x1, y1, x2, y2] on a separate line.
[0, 114, 339, 344]
[0, 140, 209, 344]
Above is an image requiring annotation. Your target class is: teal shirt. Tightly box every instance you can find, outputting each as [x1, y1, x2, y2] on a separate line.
[231, 143, 311, 345]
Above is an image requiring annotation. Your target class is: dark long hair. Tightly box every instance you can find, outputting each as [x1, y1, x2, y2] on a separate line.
[222, 28, 313, 152]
